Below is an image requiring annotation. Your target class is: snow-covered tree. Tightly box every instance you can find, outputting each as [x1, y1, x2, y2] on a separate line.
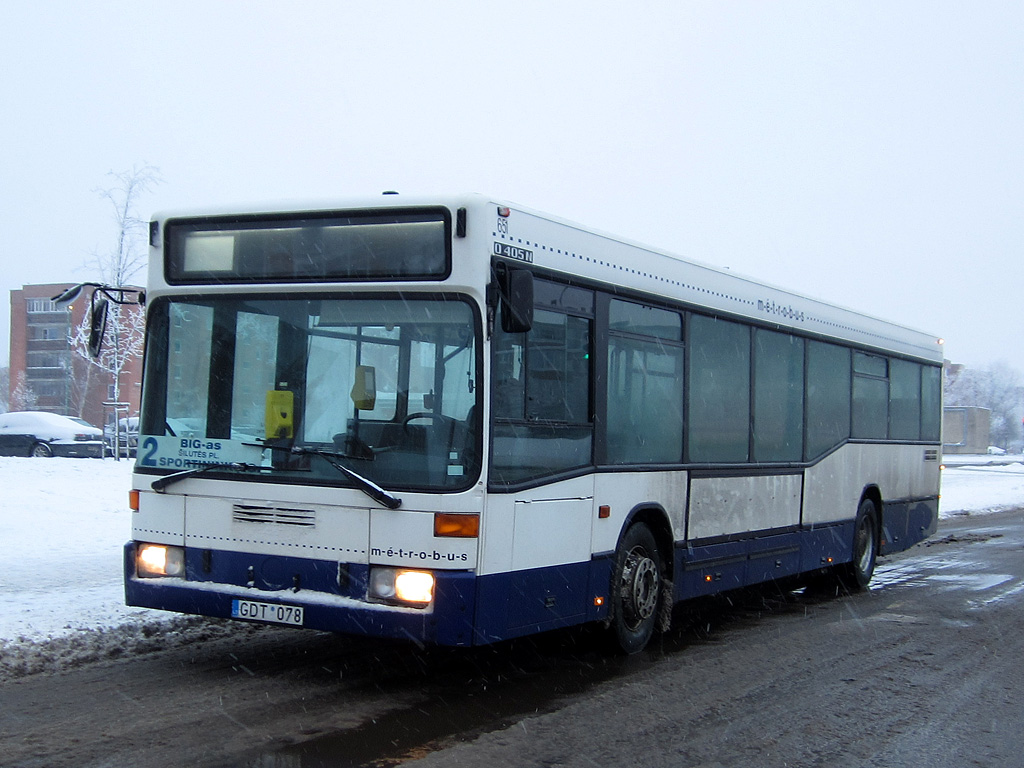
[68, 302, 145, 408]
[0, 367, 10, 413]
[69, 166, 160, 411]
[10, 370, 38, 411]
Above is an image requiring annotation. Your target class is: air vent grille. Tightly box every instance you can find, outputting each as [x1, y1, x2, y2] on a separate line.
[232, 504, 316, 527]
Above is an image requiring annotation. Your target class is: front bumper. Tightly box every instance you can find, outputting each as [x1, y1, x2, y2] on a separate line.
[53, 441, 104, 458]
[123, 542, 478, 646]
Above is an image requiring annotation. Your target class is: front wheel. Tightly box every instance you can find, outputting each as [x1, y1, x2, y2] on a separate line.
[609, 523, 663, 654]
[839, 498, 878, 589]
[30, 442, 54, 458]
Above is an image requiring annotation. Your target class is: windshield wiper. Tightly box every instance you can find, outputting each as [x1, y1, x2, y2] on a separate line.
[245, 442, 402, 510]
[151, 462, 265, 493]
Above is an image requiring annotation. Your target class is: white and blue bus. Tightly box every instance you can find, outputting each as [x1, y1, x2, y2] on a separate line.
[124, 194, 943, 653]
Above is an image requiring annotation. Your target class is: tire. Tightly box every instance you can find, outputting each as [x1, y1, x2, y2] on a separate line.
[30, 442, 54, 458]
[609, 523, 663, 654]
[839, 498, 878, 590]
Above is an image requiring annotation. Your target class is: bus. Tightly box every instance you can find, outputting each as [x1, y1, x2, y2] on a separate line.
[123, 193, 943, 653]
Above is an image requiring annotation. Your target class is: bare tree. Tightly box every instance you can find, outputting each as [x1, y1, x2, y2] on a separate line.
[69, 166, 161, 425]
[88, 165, 162, 286]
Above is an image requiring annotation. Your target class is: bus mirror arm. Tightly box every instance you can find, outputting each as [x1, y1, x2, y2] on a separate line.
[485, 283, 498, 338]
[53, 282, 145, 359]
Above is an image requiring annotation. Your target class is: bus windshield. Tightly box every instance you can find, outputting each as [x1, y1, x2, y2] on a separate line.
[139, 295, 480, 493]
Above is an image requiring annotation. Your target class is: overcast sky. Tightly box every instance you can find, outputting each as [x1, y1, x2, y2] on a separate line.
[2, 1, 1022, 373]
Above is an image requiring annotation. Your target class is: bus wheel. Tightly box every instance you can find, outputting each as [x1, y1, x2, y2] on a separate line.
[610, 523, 662, 654]
[839, 498, 878, 590]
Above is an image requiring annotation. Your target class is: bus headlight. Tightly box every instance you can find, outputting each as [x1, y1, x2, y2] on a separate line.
[368, 567, 434, 606]
[137, 543, 185, 578]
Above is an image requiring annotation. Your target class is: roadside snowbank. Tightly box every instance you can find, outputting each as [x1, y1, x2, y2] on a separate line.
[939, 460, 1024, 515]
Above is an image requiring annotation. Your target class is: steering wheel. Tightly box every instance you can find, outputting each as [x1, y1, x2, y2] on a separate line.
[402, 412, 457, 432]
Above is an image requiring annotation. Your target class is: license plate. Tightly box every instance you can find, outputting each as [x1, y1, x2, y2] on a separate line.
[231, 599, 304, 626]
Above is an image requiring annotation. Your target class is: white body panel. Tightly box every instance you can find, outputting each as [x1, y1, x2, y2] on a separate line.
[478, 475, 595, 575]
[688, 474, 803, 540]
[591, 471, 688, 553]
[182, 496, 370, 562]
[133, 477, 485, 569]
[802, 443, 941, 525]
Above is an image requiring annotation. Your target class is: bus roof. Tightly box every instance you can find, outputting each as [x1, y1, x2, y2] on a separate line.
[151, 192, 944, 364]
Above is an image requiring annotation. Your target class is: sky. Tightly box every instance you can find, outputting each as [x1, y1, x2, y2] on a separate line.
[1, 1, 1022, 372]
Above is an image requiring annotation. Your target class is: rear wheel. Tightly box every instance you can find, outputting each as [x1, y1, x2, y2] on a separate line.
[30, 442, 53, 458]
[839, 498, 878, 589]
[609, 523, 662, 654]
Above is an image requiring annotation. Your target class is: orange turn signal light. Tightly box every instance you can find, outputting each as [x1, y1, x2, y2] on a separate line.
[129, 489, 140, 511]
[434, 513, 480, 538]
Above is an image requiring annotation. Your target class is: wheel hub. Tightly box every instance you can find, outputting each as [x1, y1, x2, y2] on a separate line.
[621, 547, 659, 627]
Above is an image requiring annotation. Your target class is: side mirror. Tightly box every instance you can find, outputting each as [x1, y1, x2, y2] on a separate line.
[350, 365, 377, 411]
[88, 298, 109, 358]
[499, 266, 534, 334]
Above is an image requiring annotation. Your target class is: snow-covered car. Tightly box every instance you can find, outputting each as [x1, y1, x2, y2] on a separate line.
[987, 445, 1007, 455]
[0, 411, 104, 458]
[104, 416, 139, 457]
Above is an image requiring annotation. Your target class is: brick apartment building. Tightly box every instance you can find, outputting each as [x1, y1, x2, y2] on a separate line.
[8, 283, 143, 429]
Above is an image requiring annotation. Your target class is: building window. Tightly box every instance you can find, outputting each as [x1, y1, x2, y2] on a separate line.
[26, 351, 68, 369]
[26, 298, 66, 313]
[30, 324, 68, 341]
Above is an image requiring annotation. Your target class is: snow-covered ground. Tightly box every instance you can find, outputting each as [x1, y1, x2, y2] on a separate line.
[0, 457, 146, 642]
[940, 455, 1024, 515]
[0, 455, 1022, 668]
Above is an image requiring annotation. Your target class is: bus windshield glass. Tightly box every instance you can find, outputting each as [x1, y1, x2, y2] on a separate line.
[138, 295, 480, 492]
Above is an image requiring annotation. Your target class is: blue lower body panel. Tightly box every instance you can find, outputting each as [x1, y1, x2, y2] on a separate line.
[125, 542, 615, 647]
[125, 497, 938, 647]
[881, 497, 939, 555]
[675, 523, 855, 601]
[472, 558, 613, 645]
